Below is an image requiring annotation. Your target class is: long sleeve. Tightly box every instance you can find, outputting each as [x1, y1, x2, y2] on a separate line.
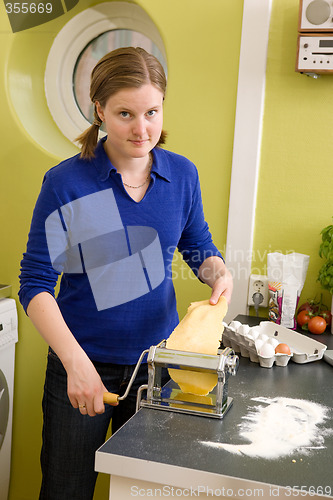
[177, 168, 223, 276]
[19, 173, 61, 313]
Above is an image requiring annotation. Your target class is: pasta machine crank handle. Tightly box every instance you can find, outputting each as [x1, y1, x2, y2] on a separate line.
[103, 348, 150, 405]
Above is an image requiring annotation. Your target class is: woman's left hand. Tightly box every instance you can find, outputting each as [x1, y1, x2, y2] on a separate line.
[209, 271, 233, 305]
[198, 256, 233, 305]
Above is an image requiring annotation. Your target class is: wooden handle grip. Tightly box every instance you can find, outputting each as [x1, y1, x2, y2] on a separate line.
[103, 392, 119, 405]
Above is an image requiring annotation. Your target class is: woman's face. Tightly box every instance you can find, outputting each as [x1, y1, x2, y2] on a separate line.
[95, 84, 164, 162]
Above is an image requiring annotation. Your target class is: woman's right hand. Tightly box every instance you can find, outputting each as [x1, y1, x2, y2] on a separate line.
[26, 293, 119, 417]
[64, 349, 117, 416]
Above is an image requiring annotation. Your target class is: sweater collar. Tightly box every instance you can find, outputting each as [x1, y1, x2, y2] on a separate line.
[93, 137, 171, 183]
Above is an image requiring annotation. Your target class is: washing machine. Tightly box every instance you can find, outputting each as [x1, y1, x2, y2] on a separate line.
[0, 298, 18, 500]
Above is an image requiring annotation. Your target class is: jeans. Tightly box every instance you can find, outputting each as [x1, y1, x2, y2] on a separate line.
[39, 348, 158, 500]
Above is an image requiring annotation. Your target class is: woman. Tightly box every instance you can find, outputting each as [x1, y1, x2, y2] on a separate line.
[19, 47, 233, 499]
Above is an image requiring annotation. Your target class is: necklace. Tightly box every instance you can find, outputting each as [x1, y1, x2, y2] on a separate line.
[123, 154, 153, 189]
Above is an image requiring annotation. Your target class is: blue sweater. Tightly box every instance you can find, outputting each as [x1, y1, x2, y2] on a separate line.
[19, 138, 223, 363]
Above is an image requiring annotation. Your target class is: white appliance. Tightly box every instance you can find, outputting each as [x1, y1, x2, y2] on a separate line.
[0, 299, 18, 500]
[299, 0, 333, 32]
[296, 34, 333, 72]
[296, 0, 333, 75]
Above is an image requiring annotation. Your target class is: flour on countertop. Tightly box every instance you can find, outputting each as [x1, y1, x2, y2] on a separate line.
[200, 397, 332, 459]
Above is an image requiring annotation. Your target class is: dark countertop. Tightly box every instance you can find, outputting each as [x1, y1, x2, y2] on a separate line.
[96, 316, 333, 497]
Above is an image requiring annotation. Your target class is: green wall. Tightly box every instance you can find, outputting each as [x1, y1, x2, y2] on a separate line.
[0, 1, 243, 498]
[3, 0, 332, 498]
[253, 0, 333, 310]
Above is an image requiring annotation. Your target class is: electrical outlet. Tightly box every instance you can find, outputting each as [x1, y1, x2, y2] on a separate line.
[247, 274, 269, 307]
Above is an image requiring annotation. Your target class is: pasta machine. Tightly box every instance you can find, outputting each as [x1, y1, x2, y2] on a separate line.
[104, 340, 239, 419]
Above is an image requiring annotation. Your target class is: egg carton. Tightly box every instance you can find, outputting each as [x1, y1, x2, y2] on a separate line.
[222, 320, 327, 369]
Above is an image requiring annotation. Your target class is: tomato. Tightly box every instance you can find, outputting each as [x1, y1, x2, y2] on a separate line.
[297, 296, 331, 330]
[308, 316, 327, 334]
[319, 310, 332, 326]
[297, 310, 311, 327]
[297, 300, 319, 315]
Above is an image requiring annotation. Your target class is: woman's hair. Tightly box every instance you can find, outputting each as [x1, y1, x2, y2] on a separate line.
[76, 46, 167, 159]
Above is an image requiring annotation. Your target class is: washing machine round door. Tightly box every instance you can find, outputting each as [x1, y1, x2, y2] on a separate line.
[0, 369, 9, 450]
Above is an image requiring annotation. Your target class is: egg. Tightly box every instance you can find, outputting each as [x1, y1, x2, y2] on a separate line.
[259, 343, 276, 358]
[238, 324, 251, 336]
[267, 338, 279, 348]
[275, 343, 291, 355]
[255, 339, 265, 352]
[228, 320, 242, 331]
[258, 333, 269, 343]
[248, 327, 260, 340]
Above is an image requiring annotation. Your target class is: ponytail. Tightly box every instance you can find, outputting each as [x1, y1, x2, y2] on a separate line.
[75, 110, 103, 159]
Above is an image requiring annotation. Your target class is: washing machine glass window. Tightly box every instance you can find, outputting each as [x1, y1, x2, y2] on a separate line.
[73, 28, 167, 130]
[0, 370, 9, 450]
[44, 1, 167, 145]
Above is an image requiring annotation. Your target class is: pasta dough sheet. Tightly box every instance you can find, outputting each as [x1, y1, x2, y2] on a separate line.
[166, 296, 228, 396]
[168, 369, 218, 396]
[170, 391, 214, 413]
